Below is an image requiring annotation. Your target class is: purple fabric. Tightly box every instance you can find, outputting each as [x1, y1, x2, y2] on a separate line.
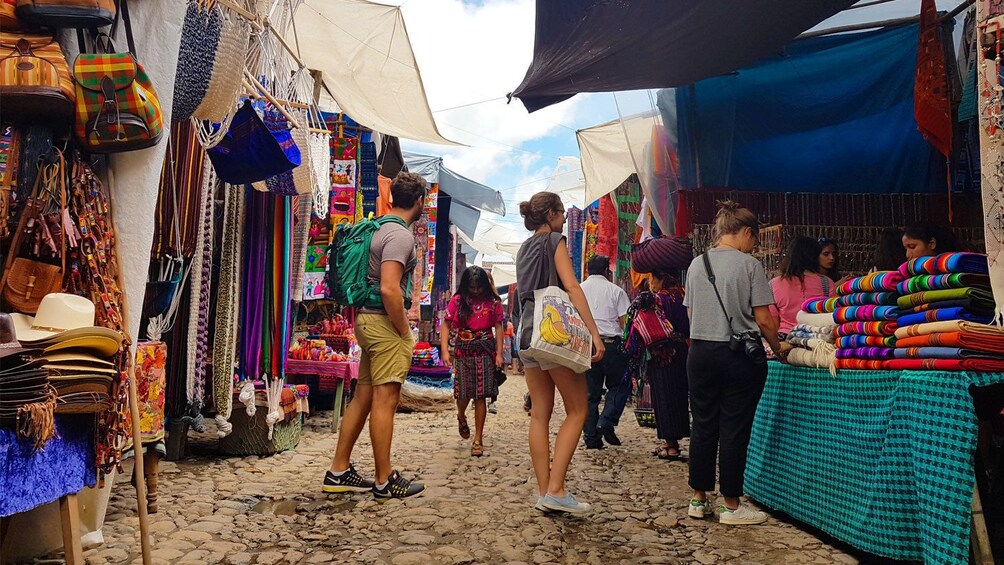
[835, 347, 897, 360]
[0, 416, 96, 517]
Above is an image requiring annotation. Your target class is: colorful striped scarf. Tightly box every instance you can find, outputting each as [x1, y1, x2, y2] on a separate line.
[885, 358, 1004, 372]
[834, 305, 900, 323]
[896, 287, 996, 310]
[897, 307, 993, 327]
[835, 347, 896, 360]
[894, 319, 1004, 339]
[898, 252, 989, 277]
[835, 321, 898, 337]
[837, 335, 897, 348]
[895, 331, 1004, 353]
[895, 273, 991, 295]
[836, 271, 905, 295]
[893, 347, 1004, 360]
[801, 298, 838, 314]
[834, 359, 890, 370]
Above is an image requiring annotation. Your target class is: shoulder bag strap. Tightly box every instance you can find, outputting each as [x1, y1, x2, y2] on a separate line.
[0, 155, 49, 293]
[820, 275, 831, 298]
[544, 233, 560, 288]
[702, 252, 736, 335]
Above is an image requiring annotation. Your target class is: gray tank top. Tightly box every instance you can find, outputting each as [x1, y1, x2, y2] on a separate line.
[516, 232, 565, 307]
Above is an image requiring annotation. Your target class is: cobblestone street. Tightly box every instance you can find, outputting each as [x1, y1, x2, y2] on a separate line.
[86, 378, 860, 564]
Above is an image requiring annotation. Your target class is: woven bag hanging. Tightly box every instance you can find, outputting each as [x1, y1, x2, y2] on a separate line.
[173, 0, 221, 122]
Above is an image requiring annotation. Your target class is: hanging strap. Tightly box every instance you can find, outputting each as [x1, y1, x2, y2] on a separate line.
[702, 252, 736, 336]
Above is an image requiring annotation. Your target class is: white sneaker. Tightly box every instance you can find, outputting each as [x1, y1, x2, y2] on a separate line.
[540, 492, 592, 514]
[687, 498, 709, 519]
[718, 504, 768, 525]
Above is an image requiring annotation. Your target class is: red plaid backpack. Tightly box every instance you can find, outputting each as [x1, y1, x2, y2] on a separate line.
[72, 0, 161, 153]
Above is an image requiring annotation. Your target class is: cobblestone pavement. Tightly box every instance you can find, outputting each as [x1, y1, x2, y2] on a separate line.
[82, 377, 860, 564]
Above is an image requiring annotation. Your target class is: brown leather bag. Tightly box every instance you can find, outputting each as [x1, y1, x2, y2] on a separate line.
[0, 151, 66, 314]
[15, 0, 115, 28]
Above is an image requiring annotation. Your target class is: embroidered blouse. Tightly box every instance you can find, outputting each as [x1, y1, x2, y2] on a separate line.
[445, 295, 504, 332]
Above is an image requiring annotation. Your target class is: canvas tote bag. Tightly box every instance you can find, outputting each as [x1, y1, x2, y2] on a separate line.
[521, 234, 592, 374]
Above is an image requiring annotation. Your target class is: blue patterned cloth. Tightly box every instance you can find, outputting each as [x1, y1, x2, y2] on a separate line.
[0, 416, 96, 517]
[746, 363, 1004, 564]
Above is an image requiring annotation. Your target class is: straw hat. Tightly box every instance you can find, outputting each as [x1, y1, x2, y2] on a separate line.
[11, 293, 123, 356]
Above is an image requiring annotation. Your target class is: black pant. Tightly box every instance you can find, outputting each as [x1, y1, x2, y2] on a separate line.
[583, 338, 630, 443]
[686, 340, 767, 498]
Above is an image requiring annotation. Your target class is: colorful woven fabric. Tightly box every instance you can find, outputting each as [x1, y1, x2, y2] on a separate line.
[73, 52, 163, 151]
[746, 363, 1004, 563]
[894, 319, 1004, 340]
[885, 359, 1004, 371]
[893, 346, 1004, 360]
[895, 273, 991, 295]
[801, 298, 838, 314]
[833, 305, 899, 323]
[895, 331, 1004, 353]
[896, 287, 995, 310]
[582, 205, 599, 278]
[832, 358, 890, 370]
[132, 341, 166, 445]
[897, 307, 993, 327]
[616, 179, 642, 287]
[898, 252, 989, 277]
[152, 120, 207, 258]
[835, 347, 896, 360]
[835, 321, 898, 337]
[836, 271, 905, 295]
[567, 207, 584, 281]
[903, 298, 975, 314]
[597, 193, 618, 267]
[830, 292, 899, 307]
[836, 335, 897, 348]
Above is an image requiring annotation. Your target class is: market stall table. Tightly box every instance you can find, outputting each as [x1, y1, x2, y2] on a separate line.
[0, 415, 97, 565]
[285, 359, 358, 431]
[745, 362, 1004, 564]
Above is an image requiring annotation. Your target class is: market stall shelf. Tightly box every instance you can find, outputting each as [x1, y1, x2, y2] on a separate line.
[745, 362, 1004, 563]
[284, 359, 358, 431]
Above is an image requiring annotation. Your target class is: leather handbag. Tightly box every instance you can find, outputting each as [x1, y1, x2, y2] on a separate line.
[73, 0, 163, 153]
[0, 32, 75, 123]
[207, 100, 301, 184]
[15, 0, 115, 28]
[0, 151, 66, 314]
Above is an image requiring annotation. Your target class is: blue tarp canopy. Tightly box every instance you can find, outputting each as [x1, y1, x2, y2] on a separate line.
[666, 23, 949, 195]
[403, 151, 506, 238]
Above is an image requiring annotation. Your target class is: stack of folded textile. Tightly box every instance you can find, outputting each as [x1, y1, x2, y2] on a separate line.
[890, 252, 1002, 370]
[827, 271, 905, 370]
[412, 343, 443, 368]
[785, 311, 838, 373]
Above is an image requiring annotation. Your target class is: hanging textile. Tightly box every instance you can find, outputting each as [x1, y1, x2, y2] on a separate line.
[423, 184, 439, 306]
[360, 141, 379, 217]
[583, 205, 599, 279]
[377, 174, 393, 217]
[409, 217, 429, 320]
[597, 193, 618, 268]
[567, 207, 585, 282]
[184, 163, 217, 428]
[616, 177, 643, 287]
[126, 341, 168, 446]
[291, 196, 311, 300]
[330, 136, 358, 228]
[914, 0, 953, 159]
[213, 184, 244, 437]
[152, 121, 207, 258]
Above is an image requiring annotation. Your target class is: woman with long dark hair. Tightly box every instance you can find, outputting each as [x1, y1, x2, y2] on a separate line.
[902, 222, 964, 259]
[441, 266, 505, 457]
[871, 228, 906, 272]
[626, 265, 691, 461]
[516, 191, 604, 514]
[685, 201, 789, 525]
[770, 236, 834, 335]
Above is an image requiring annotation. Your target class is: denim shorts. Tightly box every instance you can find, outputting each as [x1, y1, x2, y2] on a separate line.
[518, 347, 561, 371]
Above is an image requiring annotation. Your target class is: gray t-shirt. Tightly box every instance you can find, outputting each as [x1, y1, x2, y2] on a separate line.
[364, 220, 417, 312]
[516, 232, 565, 302]
[683, 247, 775, 342]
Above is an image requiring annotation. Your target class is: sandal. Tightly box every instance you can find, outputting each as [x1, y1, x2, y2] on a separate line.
[657, 446, 687, 462]
[458, 418, 471, 439]
[471, 441, 484, 457]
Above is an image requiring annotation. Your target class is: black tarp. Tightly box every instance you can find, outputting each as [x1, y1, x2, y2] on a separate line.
[511, 0, 856, 113]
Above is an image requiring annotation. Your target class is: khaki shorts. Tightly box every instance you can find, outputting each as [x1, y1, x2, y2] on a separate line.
[355, 313, 414, 387]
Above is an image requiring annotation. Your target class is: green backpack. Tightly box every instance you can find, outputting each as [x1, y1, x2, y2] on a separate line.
[327, 215, 413, 309]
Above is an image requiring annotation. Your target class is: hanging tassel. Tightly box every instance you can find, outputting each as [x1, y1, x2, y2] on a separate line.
[239, 380, 256, 417]
[264, 376, 283, 440]
[16, 387, 57, 451]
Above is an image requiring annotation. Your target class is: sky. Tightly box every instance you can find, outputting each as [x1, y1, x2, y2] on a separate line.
[394, 0, 965, 244]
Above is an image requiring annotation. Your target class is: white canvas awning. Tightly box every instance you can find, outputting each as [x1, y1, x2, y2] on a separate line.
[294, 0, 459, 146]
[490, 263, 517, 287]
[576, 109, 676, 232]
[545, 156, 587, 210]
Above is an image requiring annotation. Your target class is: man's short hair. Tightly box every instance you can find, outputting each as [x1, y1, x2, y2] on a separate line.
[391, 172, 428, 210]
[587, 255, 610, 276]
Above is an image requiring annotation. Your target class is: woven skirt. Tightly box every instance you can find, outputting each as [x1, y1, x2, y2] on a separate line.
[453, 335, 498, 401]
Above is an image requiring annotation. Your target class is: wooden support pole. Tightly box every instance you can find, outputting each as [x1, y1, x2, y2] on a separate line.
[243, 72, 302, 128]
[59, 495, 84, 565]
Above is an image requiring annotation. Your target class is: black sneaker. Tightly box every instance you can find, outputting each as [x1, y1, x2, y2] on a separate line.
[598, 427, 621, 446]
[584, 440, 605, 450]
[372, 470, 426, 499]
[322, 464, 375, 493]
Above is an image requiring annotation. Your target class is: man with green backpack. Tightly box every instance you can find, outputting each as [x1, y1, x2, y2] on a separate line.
[322, 172, 428, 499]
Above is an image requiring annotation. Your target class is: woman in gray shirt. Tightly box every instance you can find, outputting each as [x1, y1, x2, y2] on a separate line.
[682, 201, 790, 525]
[516, 192, 604, 515]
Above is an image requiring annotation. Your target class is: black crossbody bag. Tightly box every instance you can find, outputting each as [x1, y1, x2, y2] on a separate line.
[702, 253, 767, 364]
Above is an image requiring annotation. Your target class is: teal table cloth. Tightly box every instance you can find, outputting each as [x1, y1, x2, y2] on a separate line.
[745, 363, 1003, 564]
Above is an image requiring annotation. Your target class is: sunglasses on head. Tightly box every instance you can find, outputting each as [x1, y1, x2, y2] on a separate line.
[819, 237, 835, 245]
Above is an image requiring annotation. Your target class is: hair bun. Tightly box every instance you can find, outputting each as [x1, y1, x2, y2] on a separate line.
[716, 199, 740, 213]
[519, 201, 532, 216]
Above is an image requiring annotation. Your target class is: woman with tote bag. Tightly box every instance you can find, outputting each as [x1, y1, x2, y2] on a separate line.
[516, 192, 604, 515]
